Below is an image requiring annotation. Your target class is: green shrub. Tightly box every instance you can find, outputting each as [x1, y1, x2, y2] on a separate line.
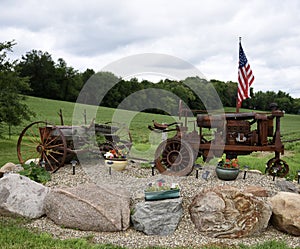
[19, 162, 51, 184]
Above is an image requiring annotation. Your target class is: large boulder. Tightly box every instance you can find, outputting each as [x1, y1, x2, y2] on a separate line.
[270, 192, 300, 236]
[0, 173, 49, 219]
[189, 186, 272, 238]
[44, 183, 131, 232]
[131, 198, 183, 235]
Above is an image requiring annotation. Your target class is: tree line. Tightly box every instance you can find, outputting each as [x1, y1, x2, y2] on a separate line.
[1, 40, 300, 134]
[14, 44, 300, 114]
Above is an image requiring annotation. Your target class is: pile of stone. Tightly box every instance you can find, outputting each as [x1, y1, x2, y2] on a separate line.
[0, 161, 299, 247]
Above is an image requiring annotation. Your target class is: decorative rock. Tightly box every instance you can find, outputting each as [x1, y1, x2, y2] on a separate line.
[270, 192, 300, 236]
[0, 162, 19, 177]
[131, 198, 183, 235]
[248, 169, 263, 175]
[189, 186, 272, 238]
[243, 186, 269, 197]
[0, 173, 49, 219]
[44, 183, 131, 232]
[275, 180, 299, 194]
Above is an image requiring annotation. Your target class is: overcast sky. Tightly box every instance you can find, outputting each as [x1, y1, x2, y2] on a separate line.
[1, 0, 300, 98]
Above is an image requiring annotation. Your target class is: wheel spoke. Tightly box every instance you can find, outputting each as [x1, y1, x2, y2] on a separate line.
[28, 127, 41, 143]
[22, 142, 38, 148]
[23, 151, 40, 163]
[44, 134, 60, 147]
[43, 153, 55, 171]
[27, 134, 41, 145]
[45, 143, 65, 149]
[48, 150, 64, 155]
[48, 153, 60, 164]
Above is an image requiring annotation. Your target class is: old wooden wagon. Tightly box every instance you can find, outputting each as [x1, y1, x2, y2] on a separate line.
[17, 121, 132, 172]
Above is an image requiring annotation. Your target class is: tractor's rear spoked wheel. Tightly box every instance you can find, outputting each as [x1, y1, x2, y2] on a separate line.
[17, 121, 67, 173]
[265, 158, 289, 177]
[155, 139, 195, 176]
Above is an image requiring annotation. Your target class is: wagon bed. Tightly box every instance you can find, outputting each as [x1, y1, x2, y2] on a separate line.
[17, 121, 132, 172]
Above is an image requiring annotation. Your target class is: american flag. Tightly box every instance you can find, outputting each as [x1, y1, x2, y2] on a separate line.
[237, 42, 254, 107]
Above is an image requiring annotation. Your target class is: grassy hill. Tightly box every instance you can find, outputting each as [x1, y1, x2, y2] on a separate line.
[1, 95, 300, 179]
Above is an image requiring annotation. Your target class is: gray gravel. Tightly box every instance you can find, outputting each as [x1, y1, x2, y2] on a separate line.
[26, 161, 300, 249]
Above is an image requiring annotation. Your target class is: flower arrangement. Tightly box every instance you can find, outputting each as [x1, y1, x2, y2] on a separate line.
[217, 154, 239, 169]
[145, 179, 180, 192]
[144, 179, 180, 201]
[104, 149, 127, 159]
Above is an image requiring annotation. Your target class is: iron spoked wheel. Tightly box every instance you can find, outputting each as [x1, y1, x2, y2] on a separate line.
[154, 139, 195, 176]
[17, 121, 67, 173]
[265, 157, 289, 177]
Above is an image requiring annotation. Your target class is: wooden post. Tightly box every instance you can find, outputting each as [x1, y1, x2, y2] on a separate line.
[58, 109, 64, 125]
[83, 109, 87, 125]
[236, 97, 240, 113]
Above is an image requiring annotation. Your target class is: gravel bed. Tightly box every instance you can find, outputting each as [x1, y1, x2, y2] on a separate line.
[26, 161, 300, 249]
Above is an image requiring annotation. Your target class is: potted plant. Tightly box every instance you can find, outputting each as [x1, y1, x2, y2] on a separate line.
[104, 149, 128, 171]
[216, 155, 240, 181]
[144, 179, 180, 201]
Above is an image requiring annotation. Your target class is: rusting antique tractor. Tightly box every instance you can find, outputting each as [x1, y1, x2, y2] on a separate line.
[149, 104, 288, 177]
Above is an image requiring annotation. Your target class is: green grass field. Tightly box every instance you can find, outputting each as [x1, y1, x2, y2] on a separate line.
[1, 95, 300, 249]
[1, 95, 300, 179]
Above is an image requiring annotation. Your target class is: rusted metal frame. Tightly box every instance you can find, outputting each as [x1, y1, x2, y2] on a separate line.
[198, 144, 284, 153]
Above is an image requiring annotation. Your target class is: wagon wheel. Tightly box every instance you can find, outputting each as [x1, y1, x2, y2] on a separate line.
[104, 121, 133, 155]
[155, 139, 195, 176]
[265, 158, 289, 177]
[17, 121, 67, 173]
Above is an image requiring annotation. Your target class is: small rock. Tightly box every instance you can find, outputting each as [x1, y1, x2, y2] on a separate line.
[275, 180, 299, 193]
[270, 191, 300, 236]
[0, 162, 18, 177]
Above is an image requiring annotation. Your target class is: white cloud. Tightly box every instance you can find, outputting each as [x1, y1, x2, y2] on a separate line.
[1, 0, 300, 97]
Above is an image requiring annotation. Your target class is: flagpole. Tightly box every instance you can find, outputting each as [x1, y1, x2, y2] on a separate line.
[236, 37, 241, 113]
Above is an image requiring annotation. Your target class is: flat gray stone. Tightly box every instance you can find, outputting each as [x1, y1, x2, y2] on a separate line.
[131, 198, 183, 235]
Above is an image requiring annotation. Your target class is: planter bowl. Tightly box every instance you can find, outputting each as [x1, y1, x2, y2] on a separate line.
[144, 189, 180, 201]
[216, 166, 240, 181]
[105, 159, 128, 171]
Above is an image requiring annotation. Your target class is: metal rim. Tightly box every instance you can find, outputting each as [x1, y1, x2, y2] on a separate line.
[17, 121, 67, 172]
[266, 157, 289, 177]
[155, 139, 195, 176]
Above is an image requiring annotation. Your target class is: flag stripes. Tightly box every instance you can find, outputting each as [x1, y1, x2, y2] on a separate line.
[237, 42, 254, 107]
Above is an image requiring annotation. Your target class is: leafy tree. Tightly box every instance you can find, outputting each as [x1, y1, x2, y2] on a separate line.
[0, 40, 34, 136]
[55, 58, 82, 101]
[16, 50, 58, 99]
[81, 68, 95, 84]
[17, 50, 89, 102]
[293, 98, 300, 114]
